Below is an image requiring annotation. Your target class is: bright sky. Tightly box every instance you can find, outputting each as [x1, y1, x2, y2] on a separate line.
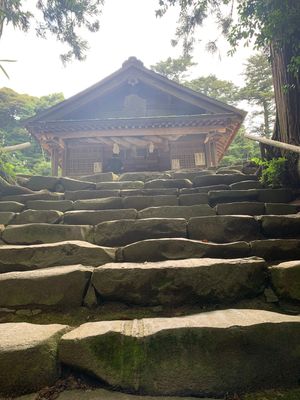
[0, 0, 253, 99]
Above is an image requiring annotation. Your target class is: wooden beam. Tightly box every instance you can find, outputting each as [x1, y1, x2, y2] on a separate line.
[51, 146, 59, 176]
[124, 137, 150, 147]
[37, 126, 227, 140]
[144, 136, 163, 143]
[1, 142, 31, 152]
[245, 134, 300, 154]
[111, 137, 132, 149]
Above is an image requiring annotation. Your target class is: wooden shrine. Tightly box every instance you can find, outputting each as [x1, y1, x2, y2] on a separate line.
[25, 57, 246, 176]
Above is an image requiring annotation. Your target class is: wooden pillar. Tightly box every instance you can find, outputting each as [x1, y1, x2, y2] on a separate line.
[204, 142, 212, 168]
[51, 146, 59, 176]
[210, 141, 217, 167]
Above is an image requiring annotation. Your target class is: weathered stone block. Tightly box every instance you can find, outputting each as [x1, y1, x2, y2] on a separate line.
[0, 212, 15, 225]
[119, 172, 171, 182]
[59, 310, 300, 396]
[121, 188, 178, 197]
[59, 177, 96, 191]
[2, 224, 93, 245]
[120, 238, 251, 262]
[26, 200, 74, 212]
[0, 201, 24, 212]
[24, 176, 60, 191]
[260, 215, 300, 237]
[144, 179, 192, 189]
[122, 195, 178, 210]
[12, 210, 63, 224]
[92, 257, 266, 306]
[64, 209, 137, 225]
[94, 218, 187, 247]
[251, 239, 300, 261]
[209, 190, 259, 205]
[0, 265, 92, 308]
[0, 323, 68, 396]
[265, 203, 299, 215]
[1, 191, 64, 203]
[178, 193, 209, 206]
[216, 202, 265, 216]
[65, 190, 120, 201]
[138, 205, 215, 219]
[193, 174, 257, 187]
[96, 181, 144, 190]
[230, 180, 263, 190]
[0, 240, 115, 273]
[269, 261, 300, 301]
[79, 172, 117, 183]
[257, 189, 294, 203]
[188, 216, 261, 243]
[74, 197, 123, 210]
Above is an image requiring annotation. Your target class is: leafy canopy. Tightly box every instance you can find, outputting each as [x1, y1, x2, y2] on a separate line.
[0, 0, 104, 63]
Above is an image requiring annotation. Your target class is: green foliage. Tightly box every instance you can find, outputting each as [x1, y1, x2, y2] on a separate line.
[151, 56, 196, 82]
[220, 128, 261, 166]
[0, 0, 104, 63]
[185, 74, 239, 105]
[0, 87, 64, 176]
[252, 157, 288, 187]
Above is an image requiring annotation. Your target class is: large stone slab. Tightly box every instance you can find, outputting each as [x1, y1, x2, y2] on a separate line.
[119, 172, 171, 182]
[0, 240, 115, 272]
[79, 172, 117, 183]
[209, 189, 258, 205]
[12, 210, 63, 224]
[26, 200, 74, 212]
[0, 201, 24, 212]
[121, 188, 178, 196]
[74, 197, 123, 210]
[260, 215, 300, 237]
[230, 180, 263, 190]
[269, 261, 300, 301]
[24, 175, 60, 191]
[0, 265, 92, 308]
[138, 205, 215, 219]
[1, 191, 64, 203]
[144, 179, 192, 189]
[178, 193, 209, 206]
[188, 216, 261, 243]
[91, 257, 266, 306]
[0, 211, 15, 225]
[65, 189, 120, 201]
[0, 322, 68, 396]
[96, 181, 144, 190]
[257, 189, 294, 203]
[180, 184, 230, 194]
[59, 309, 300, 396]
[14, 389, 207, 400]
[64, 209, 137, 225]
[2, 224, 93, 245]
[120, 238, 251, 262]
[193, 174, 257, 187]
[94, 218, 187, 246]
[216, 202, 265, 216]
[265, 203, 299, 215]
[251, 239, 300, 261]
[122, 195, 178, 210]
[59, 177, 96, 191]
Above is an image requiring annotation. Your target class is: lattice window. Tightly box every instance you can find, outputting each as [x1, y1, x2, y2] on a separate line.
[66, 145, 103, 176]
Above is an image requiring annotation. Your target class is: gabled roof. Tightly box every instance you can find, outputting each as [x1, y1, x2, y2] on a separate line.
[26, 57, 246, 125]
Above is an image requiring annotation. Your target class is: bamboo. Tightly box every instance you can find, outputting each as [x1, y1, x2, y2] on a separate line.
[245, 134, 300, 154]
[1, 142, 31, 152]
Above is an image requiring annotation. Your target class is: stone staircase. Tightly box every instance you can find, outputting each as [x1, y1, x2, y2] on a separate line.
[0, 169, 300, 400]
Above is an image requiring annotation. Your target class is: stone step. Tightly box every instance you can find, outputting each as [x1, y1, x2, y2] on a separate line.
[0, 201, 24, 212]
[0, 265, 92, 309]
[120, 238, 250, 261]
[180, 184, 230, 194]
[119, 171, 172, 182]
[122, 195, 178, 210]
[96, 181, 144, 190]
[0, 241, 115, 273]
[260, 215, 300, 237]
[269, 260, 300, 302]
[59, 309, 300, 396]
[91, 257, 266, 306]
[12, 209, 63, 224]
[138, 205, 216, 219]
[178, 193, 209, 206]
[1, 191, 64, 203]
[121, 188, 178, 196]
[94, 218, 187, 247]
[79, 172, 117, 183]
[63, 209, 137, 225]
[65, 189, 120, 201]
[188, 216, 261, 243]
[209, 189, 294, 205]
[15, 388, 209, 400]
[0, 322, 68, 396]
[74, 197, 123, 210]
[250, 239, 300, 261]
[1, 224, 93, 245]
[193, 174, 257, 187]
[0, 211, 15, 225]
[144, 178, 192, 189]
[26, 199, 74, 211]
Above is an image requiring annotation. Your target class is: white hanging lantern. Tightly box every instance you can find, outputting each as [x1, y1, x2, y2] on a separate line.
[113, 143, 120, 154]
[149, 142, 154, 153]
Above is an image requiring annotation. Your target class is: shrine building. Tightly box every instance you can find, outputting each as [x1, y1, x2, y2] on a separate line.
[25, 57, 246, 176]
